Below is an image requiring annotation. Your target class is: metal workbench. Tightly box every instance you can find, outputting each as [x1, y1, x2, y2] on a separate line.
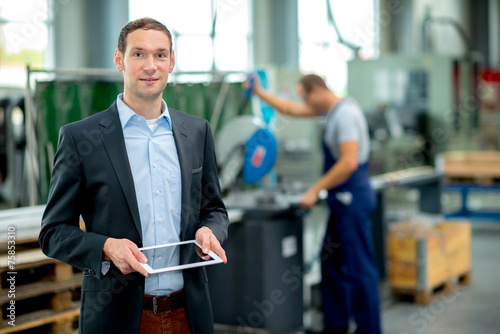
[370, 166, 444, 278]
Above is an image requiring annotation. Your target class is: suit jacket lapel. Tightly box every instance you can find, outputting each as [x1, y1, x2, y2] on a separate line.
[98, 104, 142, 240]
[169, 108, 192, 239]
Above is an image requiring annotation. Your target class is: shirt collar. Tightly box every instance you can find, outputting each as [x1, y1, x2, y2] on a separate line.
[116, 93, 172, 130]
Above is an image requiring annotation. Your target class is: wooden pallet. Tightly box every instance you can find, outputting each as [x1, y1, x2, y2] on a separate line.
[439, 151, 500, 182]
[388, 221, 471, 304]
[0, 301, 79, 334]
[0, 248, 81, 334]
[393, 271, 471, 304]
[0, 206, 84, 333]
[0, 249, 77, 287]
[444, 176, 500, 185]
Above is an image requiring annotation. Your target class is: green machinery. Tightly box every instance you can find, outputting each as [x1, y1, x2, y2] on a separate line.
[26, 69, 249, 205]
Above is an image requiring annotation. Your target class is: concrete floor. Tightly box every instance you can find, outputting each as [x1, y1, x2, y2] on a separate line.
[379, 188, 500, 334]
[302, 188, 500, 334]
[381, 222, 500, 334]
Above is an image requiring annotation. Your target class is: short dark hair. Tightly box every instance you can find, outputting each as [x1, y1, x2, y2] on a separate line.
[299, 74, 329, 94]
[117, 18, 173, 54]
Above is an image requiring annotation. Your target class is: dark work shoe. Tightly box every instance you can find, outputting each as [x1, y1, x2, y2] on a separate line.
[322, 328, 348, 334]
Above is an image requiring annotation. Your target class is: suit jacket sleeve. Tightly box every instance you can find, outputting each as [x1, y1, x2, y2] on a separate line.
[198, 120, 229, 243]
[39, 125, 108, 279]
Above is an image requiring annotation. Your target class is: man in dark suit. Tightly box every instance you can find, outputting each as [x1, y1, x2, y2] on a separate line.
[39, 18, 229, 334]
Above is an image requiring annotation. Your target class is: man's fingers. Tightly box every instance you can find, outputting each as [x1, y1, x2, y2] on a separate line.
[120, 259, 148, 277]
[195, 245, 205, 259]
[195, 227, 228, 263]
[216, 247, 227, 264]
[210, 237, 227, 263]
[129, 245, 149, 277]
[132, 246, 147, 263]
[131, 260, 149, 277]
[125, 248, 149, 277]
[251, 73, 260, 86]
[202, 239, 211, 255]
[105, 238, 149, 276]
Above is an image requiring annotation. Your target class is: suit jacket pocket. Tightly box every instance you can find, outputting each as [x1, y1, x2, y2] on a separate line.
[192, 166, 203, 174]
[82, 273, 111, 292]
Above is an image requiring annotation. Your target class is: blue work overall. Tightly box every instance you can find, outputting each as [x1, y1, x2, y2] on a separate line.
[320, 139, 381, 334]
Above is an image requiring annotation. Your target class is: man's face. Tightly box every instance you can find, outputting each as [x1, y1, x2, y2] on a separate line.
[297, 83, 323, 111]
[114, 29, 175, 103]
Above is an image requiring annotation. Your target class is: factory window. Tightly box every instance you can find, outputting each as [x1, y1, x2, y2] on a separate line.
[298, 0, 377, 95]
[0, 0, 51, 87]
[129, 0, 251, 75]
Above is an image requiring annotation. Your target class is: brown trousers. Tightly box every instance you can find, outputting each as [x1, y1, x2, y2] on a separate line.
[138, 307, 191, 334]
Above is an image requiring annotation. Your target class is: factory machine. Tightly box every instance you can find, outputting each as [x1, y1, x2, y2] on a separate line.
[348, 54, 482, 174]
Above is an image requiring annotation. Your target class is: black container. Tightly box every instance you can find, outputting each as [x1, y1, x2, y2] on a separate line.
[208, 194, 304, 334]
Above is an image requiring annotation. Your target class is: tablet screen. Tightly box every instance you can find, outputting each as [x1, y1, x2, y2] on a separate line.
[139, 240, 223, 274]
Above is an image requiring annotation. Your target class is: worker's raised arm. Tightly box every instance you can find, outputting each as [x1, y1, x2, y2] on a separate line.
[245, 75, 320, 117]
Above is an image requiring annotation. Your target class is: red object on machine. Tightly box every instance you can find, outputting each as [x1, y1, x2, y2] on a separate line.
[481, 68, 500, 84]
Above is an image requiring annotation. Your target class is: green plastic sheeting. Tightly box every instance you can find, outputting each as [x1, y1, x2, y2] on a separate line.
[35, 79, 247, 203]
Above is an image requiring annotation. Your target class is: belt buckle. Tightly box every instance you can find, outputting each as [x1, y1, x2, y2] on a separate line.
[152, 295, 171, 315]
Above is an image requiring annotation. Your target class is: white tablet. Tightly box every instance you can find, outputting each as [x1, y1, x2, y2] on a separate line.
[139, 240, 223, 274]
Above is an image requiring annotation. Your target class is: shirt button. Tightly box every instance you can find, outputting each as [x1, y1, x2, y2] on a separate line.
[162, 274, 166, 278]
[153, 163, 157, 168]
[158, 256, 162, 260]
[158, 218, 163, 223]
[156, 189, 160, 195]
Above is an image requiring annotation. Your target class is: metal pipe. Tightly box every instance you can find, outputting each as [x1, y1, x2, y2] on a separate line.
[24, 65, 39, 206]
[210, 79, 231, 134]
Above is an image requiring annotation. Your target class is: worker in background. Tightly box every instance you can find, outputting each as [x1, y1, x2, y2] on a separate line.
[39, 18, 229, 334]
[246, 74, 381, 334]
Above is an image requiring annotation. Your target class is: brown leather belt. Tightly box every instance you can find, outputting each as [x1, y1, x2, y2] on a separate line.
[143, 290, 186, 315]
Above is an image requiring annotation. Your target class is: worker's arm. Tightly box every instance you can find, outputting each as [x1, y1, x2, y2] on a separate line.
[246, 75, 320, 117]
[300, 141, 359, 209]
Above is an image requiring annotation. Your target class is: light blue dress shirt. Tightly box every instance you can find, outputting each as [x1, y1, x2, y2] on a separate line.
[116, 94, 183, 295]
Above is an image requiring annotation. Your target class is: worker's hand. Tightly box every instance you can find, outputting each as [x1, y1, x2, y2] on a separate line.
[243, 73, 263, 96]
[195, 226, 227, 264]
[102, 238, 149, 277]
[300, 188, 319, 210]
